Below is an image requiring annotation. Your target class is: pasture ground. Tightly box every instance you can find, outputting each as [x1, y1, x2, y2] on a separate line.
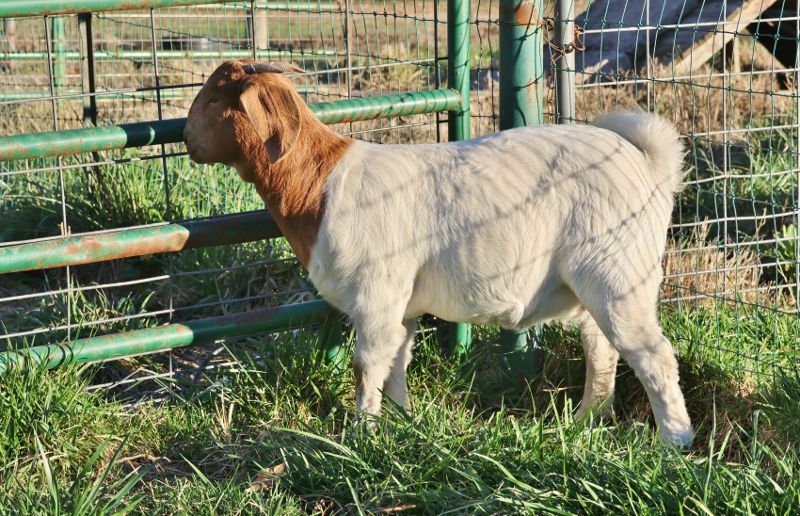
[1, 312, 799, 513]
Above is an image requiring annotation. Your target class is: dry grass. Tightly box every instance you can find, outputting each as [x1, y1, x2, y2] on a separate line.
[662, 223, 765, 306]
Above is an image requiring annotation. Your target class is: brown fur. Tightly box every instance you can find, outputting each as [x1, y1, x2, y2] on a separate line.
[184, 60, 352, 267]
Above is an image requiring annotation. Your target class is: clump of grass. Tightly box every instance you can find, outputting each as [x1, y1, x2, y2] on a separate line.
[0, 364, 154, 512]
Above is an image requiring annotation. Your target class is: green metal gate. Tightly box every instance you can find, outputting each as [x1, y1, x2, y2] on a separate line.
[0, 0, 494, 375]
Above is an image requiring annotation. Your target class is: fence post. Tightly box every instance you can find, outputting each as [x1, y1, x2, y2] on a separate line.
[554, 0, 575, 124]
[78, 13, 98, 125]
[249, 1, 268, 60]
[447, 0, 473, 357]
[498, 0, 544, 383]
[319, 315, 346, 373]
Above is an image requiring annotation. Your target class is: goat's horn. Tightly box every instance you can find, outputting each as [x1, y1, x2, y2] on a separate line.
[243, 62, 306, 74]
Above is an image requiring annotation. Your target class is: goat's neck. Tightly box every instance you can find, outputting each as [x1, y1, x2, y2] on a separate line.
[238, 120, 353, 266]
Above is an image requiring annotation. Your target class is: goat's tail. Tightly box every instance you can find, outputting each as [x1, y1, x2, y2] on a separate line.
[593, 111, 685, 193]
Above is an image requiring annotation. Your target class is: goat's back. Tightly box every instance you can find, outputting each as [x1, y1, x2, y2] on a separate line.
[310, 118, 681, 321]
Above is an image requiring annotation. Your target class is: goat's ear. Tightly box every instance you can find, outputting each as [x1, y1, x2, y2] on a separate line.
[238, 77, 302, 164]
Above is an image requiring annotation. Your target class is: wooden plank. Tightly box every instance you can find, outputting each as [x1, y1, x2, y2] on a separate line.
[670, 0, 779, 76]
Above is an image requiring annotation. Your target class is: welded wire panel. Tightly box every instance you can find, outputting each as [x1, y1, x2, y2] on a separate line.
[467, 0, 798, 384]
[529, 0, 800, 383]
[0, 0, 443, 382]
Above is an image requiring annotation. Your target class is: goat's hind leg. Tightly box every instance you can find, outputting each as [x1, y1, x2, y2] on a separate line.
[382, 319, 417, 411]
[575, 313, 619, 419]
[597, 306, 692, 445]
[576, 285, 693, 446]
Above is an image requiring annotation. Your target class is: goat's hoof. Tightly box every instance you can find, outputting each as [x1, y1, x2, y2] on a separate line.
[660, 425, 695, 449]
[575, 400, 614, 421]
[353, 413, 379, 432]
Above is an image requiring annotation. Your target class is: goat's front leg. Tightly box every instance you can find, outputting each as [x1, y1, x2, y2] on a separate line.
[353, 314, 411, 418]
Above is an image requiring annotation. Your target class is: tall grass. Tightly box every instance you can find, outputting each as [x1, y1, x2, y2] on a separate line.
[1, 323, 798, 513]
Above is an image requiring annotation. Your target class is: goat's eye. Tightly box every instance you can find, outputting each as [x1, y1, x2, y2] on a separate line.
[207, 96, 220, 105]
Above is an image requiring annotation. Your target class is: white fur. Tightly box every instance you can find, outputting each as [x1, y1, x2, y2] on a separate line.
[307, 112, 693, 446]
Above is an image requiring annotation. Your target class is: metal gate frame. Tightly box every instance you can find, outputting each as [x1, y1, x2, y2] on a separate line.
[0, 0, 547, 376]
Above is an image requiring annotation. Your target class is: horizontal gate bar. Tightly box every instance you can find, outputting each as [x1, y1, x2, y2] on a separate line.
[1, 0, 219, 17]
[0, 210, 280, 275]
[0, 85, 320, 103]
[0, 49, 338, 61]
[0, 299, 334, 373]
[0, 1, 341, 17]
[0, 89, 460, 161]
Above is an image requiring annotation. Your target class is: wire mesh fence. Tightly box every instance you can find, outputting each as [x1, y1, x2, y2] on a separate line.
[0, 0, 450, 393]
[0, 0, 798, 394]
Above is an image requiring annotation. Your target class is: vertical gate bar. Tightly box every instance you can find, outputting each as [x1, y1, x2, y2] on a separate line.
[345, 0, 353, 135]
[795, 0, 800, 324]
[645, 0, 652, 111]
[51, 16, 66, 95]
[554, 0, 574, 124]
[498, 0, 544, 383]
[45, 15, 73, 341]
[448, 0, 473, 357]
[78, 12, 98, 126]
[434, 0, 441, 142]
[149, 7, 176, 376]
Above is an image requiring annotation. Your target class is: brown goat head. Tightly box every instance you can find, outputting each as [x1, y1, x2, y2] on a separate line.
[184, 60, 305, 180]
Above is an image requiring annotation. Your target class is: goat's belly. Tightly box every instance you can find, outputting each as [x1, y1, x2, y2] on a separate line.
[409, 269, 583, 328]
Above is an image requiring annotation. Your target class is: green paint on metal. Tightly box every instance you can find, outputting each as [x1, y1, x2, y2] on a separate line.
[449, 322, 472, 358]
[0, 210, 281, 275]
[500, 327, 544, 385]
[0, 0, 341, 18]
[447, 0, 470, 141]
[499, 0, 543, 379]
[0, 49, 337, 61]
[0, 0, 232, 18]
[0, 90, 460, 161]
[318, 316, 346, 373]
[257, 1, 340, 11]
[0, 118, 185, 161]
[0, 300, 333, 373]
[312, 89, 461, 124]
[499, 0, 544, 129]
[447, 0, 473, 356]
[51, 18, 66, 96]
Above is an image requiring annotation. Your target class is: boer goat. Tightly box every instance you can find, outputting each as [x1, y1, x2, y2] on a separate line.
[184, 60, 694, 446]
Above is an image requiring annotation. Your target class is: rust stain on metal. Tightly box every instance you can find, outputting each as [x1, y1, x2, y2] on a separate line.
[526, 75, 540, 105]
[514, 1, 537, 26]
[499, 0, 538, 26]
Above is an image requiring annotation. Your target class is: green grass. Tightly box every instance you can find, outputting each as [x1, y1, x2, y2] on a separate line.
[0, 317, 799, 513]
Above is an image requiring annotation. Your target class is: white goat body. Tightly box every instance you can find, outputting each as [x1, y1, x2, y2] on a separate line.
[308, 112, 693, 445]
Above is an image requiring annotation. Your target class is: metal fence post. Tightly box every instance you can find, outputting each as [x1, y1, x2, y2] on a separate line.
[554, 0, 575, 124]
[499, 0, 544, 383]
[319, 315, 346, 373]
[499, 0, 543, 128]
[447, 0, 473, 357]
[78, 13, 98, 125]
